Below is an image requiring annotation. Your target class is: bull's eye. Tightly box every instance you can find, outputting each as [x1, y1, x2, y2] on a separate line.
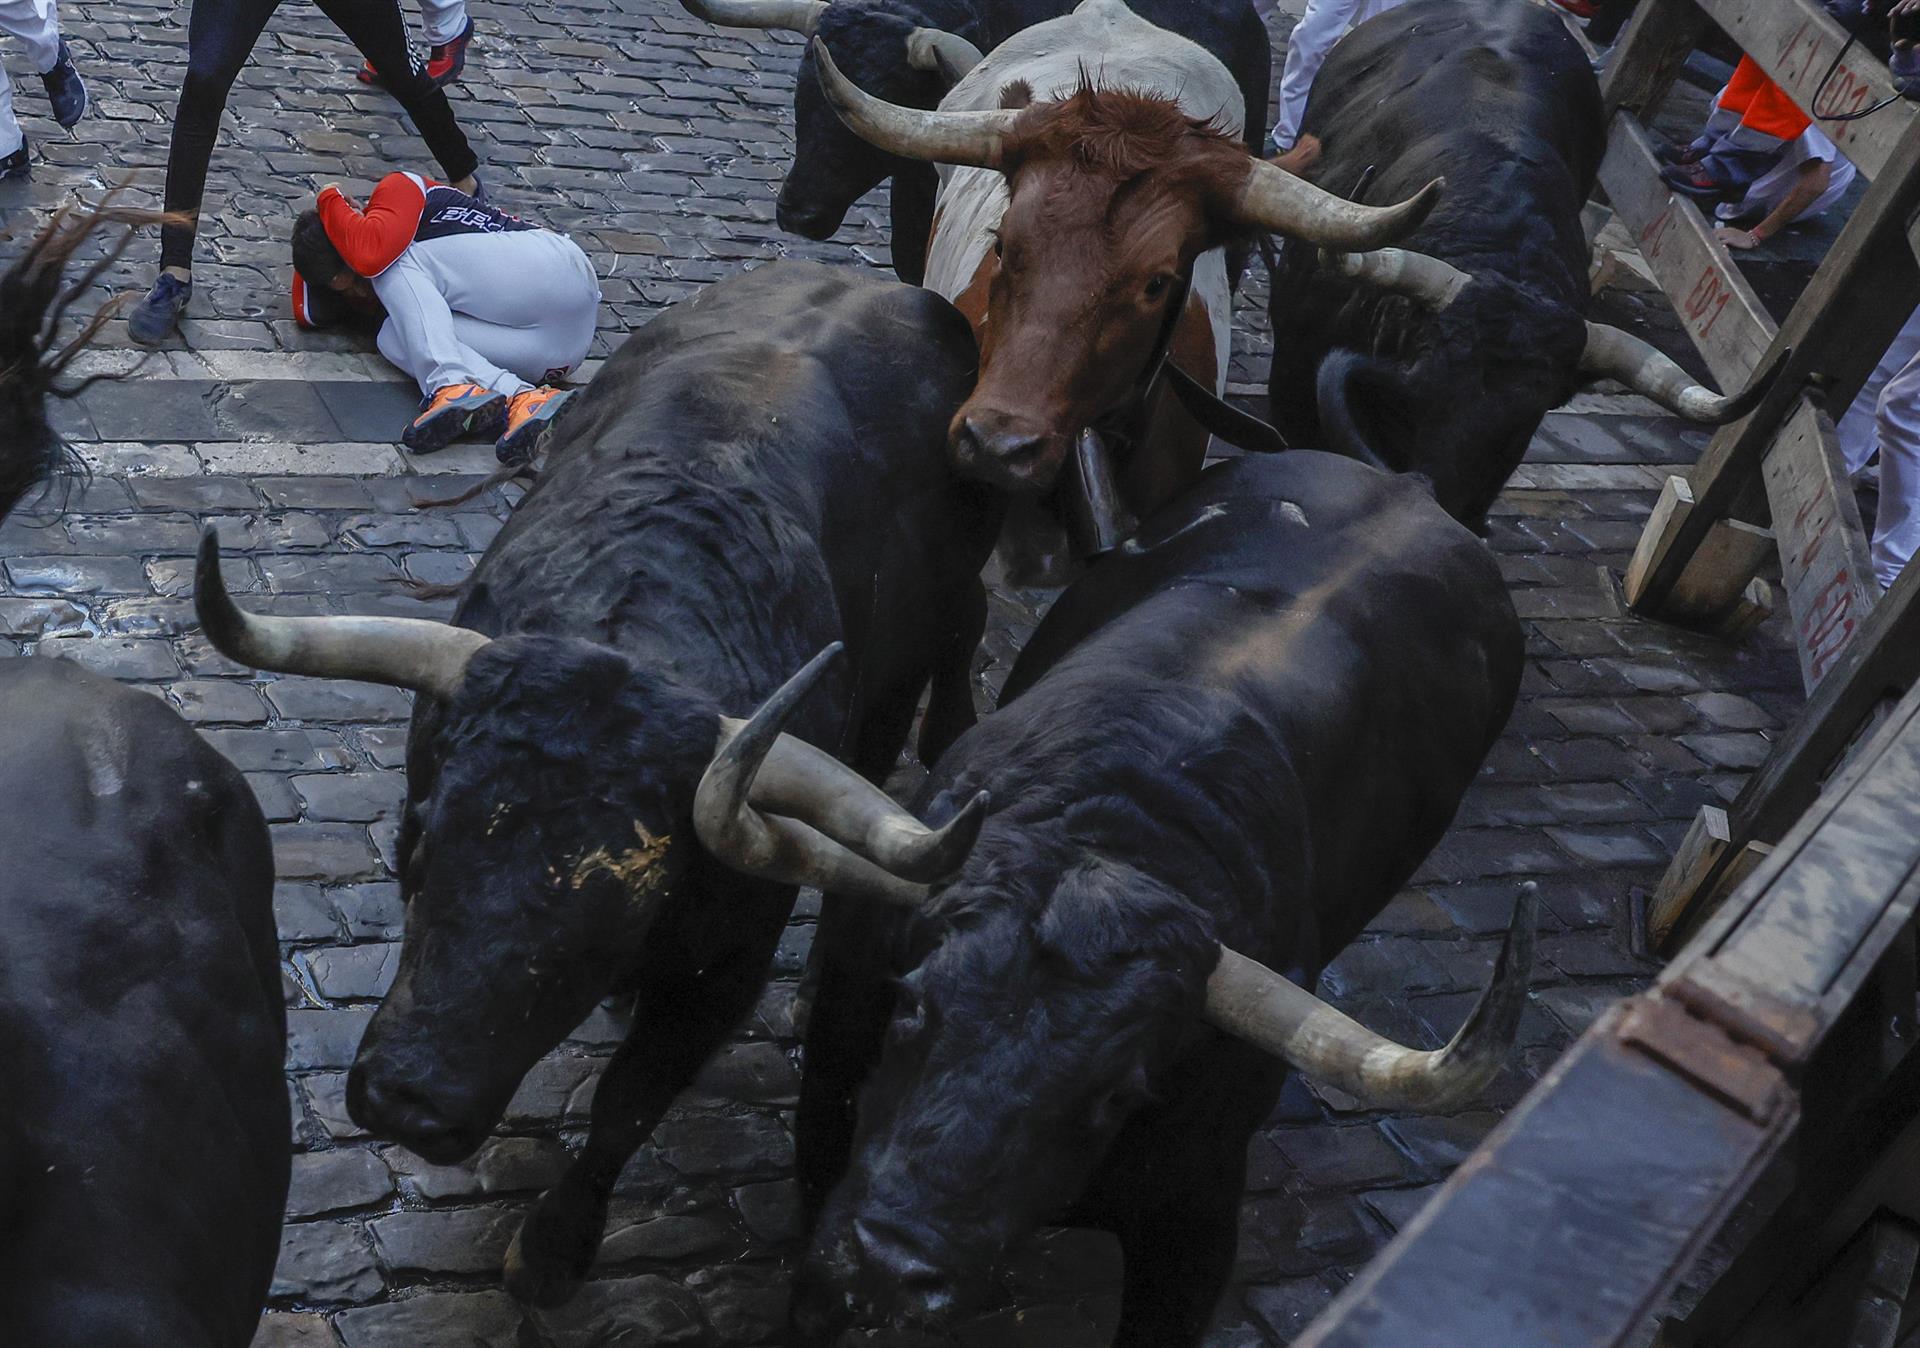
[992, 234, 1004, 260]
[889, 996, 927, 1045]
[1144, 274, 1173, 302]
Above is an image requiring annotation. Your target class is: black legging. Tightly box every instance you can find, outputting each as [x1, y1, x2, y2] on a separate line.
[160, 0, 479, 269]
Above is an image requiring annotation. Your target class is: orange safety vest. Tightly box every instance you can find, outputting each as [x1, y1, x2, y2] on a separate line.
[1716, 56, 1812, 142]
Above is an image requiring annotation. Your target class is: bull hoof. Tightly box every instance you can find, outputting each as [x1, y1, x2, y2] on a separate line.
[502, 1194, 606, 1308]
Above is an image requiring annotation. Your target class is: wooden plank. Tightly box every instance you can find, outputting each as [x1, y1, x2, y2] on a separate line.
[1762, 397, 1879, 693]
[1695, 0, 1920, 183]
[1676, 685, 1920, 1041]
[1600, 0, 1709, 124]
[1648, 805, 1735, 947]
[1625, 117, 1920, 618]
[1673, 519, 1776, 618]
[1627, 475, 1698, 607]
[1598, 114, 1777, 390]
[1293, 1015, 1793, 1348]
[1651, 556, 1920, 949]
[1296, 681, 1920, 1348]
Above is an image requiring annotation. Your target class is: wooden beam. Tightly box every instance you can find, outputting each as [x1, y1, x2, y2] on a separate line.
[1647, 805, 1735, 947]
[1625, 120, 1920, 619]
[1297, 680, 1920, 1348]
[1650, 554, 1920, 951]
[1625, 475, 1779, 626]
[1600, 0, 1709, 124]
[1694, 0, 1919, 183]
[1598, 114, 1776, 390]
[1761, 397, 1879, 693]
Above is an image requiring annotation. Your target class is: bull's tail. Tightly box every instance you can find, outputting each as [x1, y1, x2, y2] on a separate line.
[0, 201, 170, 524]
[1312, 349, 1391, 472]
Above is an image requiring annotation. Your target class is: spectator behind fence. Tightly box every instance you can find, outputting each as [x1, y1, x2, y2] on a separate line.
[1659, 56, 1856, 249]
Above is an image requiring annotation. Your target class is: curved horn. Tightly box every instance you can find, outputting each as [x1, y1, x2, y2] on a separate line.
[678, 0, 828, 34]
[1579, 327, 1787, 424]
[812, 38, 1019, 169]
[1322, 246, 1471, 310]
[194, 528, 490, 699]
[1233, 161, 1443, 251]
[905, 27, 984, 84]
[694, 643, 988, 902]
[1204, 882, 1537, 1111]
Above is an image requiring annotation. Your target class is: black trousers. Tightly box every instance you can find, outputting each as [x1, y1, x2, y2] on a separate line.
[160, 0, 479, 268]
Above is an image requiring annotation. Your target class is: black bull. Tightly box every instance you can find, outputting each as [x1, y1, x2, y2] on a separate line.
[700, 0, 1268, 285]
[0, 210, 288, 1348]
[1267, 0, 1604, 528]
[790, 452, 1526, 1344]
[197, 260, 1003, 1307]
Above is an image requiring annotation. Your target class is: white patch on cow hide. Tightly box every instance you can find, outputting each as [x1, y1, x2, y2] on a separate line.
[1279, 501, 1309, 528]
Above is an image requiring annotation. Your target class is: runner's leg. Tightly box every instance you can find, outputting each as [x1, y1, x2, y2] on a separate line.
[318, 0, 477, 182]
[160, 0, 280, 271]
[0, 0, 61, 73]
[420, 0, 466, 46]
[374, 251, 531, 397]
[1872, 353, 1920, 589]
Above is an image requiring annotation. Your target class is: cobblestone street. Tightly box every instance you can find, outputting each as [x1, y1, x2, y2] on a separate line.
[0, 2, 1806, 1344]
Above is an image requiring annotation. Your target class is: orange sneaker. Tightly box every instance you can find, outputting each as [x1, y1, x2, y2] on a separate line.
[495, 386, 574, 464]
[402, 383, 509, 453]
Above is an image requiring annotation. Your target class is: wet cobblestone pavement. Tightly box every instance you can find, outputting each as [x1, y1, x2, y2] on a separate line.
[0, 2, 1804, 1343]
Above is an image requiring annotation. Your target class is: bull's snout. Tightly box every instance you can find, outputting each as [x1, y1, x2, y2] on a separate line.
[775, 185, 848, 241]
[346, 1063, 486, 1166]
[850, 1214, 964, 1324]
[950, 411, 1069, 493]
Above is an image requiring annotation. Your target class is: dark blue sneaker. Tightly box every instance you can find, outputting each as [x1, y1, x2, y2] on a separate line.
[40, 41, 86, 129]
[128, 272, 191, 345]
[0, 142, 27, 182]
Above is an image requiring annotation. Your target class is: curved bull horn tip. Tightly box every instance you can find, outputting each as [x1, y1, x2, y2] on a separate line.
[905, 27, 985, 84]
[897, 787, 990, 882]
[694, 646, 959, 906]
[678, 0, 829, 35]
[1319, 245, 1472, 310]
[1234, 162, 1442, 252]
[1204, 880, 1537, 1112]
[1581, 319, 1789, 424]
[194, 526, 490, 698]
[812, 37, 1017, 170]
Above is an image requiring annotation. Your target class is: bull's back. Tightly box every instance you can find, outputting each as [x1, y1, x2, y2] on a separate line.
[1002, 454, 1522, 948]
[0, 658, 286, 1347]
[1305, 0, 1601, 265]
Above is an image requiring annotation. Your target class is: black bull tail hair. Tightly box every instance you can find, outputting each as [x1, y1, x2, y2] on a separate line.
[0, 199, 181, 524]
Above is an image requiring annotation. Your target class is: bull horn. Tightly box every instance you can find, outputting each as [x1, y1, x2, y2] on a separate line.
[1204, 882, 1537, 1111]
[694, 643, 989, 903]
[1233, 160, 1443, 251]
[1579, 325, 1785, 424]
[1322, 247, 1471, 310]
[194, 528, 490, 699]
[906, 27, 984, 84]
[678, 0, 828, 34]
[813, 38, 1019, 170]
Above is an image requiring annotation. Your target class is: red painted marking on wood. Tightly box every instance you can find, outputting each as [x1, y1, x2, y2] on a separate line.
[1683, 266, 1734, 339]
[1793, 490, 1836, 572]
[1803, 570, 1860, 683]
[1641, 204, 1676, 259]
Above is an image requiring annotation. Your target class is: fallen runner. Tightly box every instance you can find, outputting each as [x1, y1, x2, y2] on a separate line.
[291, 171, 601, 462]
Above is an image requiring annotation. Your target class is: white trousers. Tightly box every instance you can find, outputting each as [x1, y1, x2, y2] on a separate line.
[373, 230, 600, 399]
[0, 0, 60, 159]
[413, 0, 466, 46]
[1833, 306, 1920, 590]
[1270, 0, 1407, 151]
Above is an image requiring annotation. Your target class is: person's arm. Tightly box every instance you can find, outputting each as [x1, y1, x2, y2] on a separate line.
[315, 173, 429, 277]
[1271, 0, 1364, 152]
[1716, 159, 1832, 249]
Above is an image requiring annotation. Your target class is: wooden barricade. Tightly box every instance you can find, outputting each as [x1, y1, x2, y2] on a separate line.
[1595, 0, 1920, 943]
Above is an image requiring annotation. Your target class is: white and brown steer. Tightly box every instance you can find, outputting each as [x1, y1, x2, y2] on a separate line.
[815, 0, 1439, 536]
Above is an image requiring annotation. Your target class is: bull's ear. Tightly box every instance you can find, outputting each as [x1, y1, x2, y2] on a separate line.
[1314, 350, 1406, 472]
[998, 79, 1033, 111]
